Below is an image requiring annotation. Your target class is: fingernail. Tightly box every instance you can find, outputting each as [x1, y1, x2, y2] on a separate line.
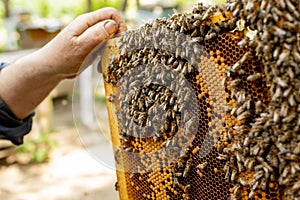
[104, 20, 117, 35]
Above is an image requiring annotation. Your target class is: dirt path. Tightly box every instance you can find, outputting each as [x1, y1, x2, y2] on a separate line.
[0, 98, 119, 200]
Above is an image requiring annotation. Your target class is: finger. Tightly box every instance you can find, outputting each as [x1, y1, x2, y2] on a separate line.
[76, 19, 118, 50]
[68, 7, 127, 36]
[114, 14, 127, 35]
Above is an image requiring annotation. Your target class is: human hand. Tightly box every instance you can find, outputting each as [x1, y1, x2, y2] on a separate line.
[34, 7, 127, 79]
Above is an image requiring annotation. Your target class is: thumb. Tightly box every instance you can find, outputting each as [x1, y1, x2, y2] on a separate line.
[79, 20, 118, 71]
[76, 19, 118, 47]
[104, 20, 118, 36]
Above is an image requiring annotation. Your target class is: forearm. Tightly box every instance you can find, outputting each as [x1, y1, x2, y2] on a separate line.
[0, 7, 126, 120]
[0, 51, 63, 119]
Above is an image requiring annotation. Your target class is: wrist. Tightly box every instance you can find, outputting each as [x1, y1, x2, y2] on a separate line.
[34, 41, 83, 79]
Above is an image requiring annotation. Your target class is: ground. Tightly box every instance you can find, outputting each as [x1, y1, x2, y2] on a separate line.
[0, 97, 120, 200]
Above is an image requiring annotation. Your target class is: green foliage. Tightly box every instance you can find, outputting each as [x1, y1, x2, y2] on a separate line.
[174, 0, 226, 5]
[1, 0, 207, 20]
[212, 0, 226, 4]
[90, 0, 123, 11]
[16, 131, 58, 164]
[174, 0, 197, 5]
[4, 0, 123, 19]
[93, 92, 107, 104]
[0, 3, 4, 18]
[9, 0, 85, 18]
[37, 1, 50, 18]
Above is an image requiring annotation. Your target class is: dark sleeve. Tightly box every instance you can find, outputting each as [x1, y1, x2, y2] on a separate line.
[0, 62, 9, 70]
[0, 62, 34, 145]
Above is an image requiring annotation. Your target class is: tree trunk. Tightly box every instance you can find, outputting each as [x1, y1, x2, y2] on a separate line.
[87, 0, 92, 12]
[2, 0, 18, 50]
[121, 0, 127, 12]
[2, 0, 10, 18]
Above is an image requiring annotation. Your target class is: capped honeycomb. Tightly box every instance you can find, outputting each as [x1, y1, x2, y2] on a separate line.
[100, 1, 300, 200]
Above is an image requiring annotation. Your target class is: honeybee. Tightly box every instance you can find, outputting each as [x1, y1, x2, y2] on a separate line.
[183, 159, 193, 178]
[247, 73, 262, 81]
[232, 52, 251, 72]
[196, 162, 207, 170]
[239, 177, 249, 186]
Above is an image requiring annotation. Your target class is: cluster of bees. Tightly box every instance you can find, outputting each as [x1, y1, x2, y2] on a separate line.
[104, 0, 299, 199]
[225, 0, 300, 199]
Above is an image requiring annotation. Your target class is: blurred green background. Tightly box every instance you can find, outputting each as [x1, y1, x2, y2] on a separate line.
[0, 0, 226, 51]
